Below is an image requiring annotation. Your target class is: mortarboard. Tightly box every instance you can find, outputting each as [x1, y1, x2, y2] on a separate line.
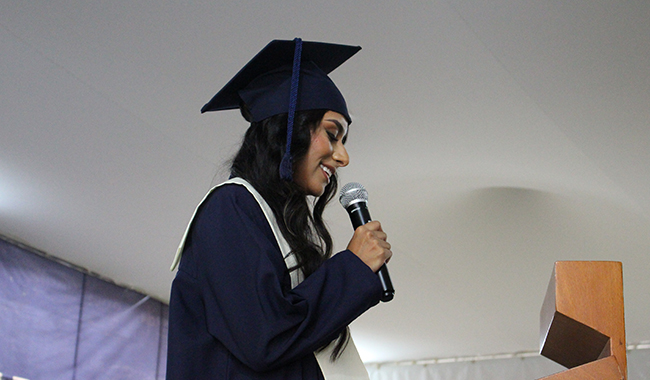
[201, 38, 361, 180]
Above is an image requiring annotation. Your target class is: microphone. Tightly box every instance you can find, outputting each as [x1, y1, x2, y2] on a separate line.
[339, 182, 394, 302]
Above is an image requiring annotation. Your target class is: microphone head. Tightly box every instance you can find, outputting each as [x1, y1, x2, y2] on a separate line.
[339, 182, 368, 209]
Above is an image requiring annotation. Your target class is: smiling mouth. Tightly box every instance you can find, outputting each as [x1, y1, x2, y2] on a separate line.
[320, 164, 333, 183]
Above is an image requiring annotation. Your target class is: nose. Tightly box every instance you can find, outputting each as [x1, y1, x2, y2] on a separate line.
[332, 143, 350, 167]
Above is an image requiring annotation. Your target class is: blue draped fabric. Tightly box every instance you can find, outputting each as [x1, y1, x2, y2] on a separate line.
[0, 237, 167, 380]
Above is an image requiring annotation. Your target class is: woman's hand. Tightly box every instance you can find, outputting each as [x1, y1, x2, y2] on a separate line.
[346, 220, 392, 273]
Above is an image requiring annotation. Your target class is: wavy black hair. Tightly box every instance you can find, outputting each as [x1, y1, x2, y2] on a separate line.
[230, 107, 349, 360]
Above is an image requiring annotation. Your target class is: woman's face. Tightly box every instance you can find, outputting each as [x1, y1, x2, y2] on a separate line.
[294, 110, 350, 197]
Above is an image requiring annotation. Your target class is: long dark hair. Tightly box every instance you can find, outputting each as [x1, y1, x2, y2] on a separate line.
[230, 107, 349, 360]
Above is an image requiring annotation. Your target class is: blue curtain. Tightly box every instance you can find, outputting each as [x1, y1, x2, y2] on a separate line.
[0, 237, 167, 380]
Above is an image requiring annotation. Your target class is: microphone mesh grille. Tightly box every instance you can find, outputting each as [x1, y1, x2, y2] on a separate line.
[339, 182, 368, 208]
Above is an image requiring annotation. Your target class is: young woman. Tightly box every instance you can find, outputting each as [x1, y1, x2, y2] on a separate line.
[166, 39, 392, 380]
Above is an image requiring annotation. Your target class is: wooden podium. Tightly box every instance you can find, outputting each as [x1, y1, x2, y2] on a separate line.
[538, 261, 626, 379]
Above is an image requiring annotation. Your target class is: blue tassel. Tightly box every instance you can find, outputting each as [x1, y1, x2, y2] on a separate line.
[280, 37, 303, 181]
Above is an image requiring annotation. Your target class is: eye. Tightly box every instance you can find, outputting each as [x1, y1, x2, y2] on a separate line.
[326, 130, 339, 142]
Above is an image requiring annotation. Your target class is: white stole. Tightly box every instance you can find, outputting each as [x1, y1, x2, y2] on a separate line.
[171, 178, 369, 379]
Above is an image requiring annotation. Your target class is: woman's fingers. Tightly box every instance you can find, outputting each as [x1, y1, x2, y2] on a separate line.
[346, 221, 392, 272]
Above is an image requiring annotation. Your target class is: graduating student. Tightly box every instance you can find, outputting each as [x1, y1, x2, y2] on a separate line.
[166, 39, 393, 380]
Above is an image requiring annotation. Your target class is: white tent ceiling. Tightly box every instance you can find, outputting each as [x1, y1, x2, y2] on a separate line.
[1, 0, 649, 364]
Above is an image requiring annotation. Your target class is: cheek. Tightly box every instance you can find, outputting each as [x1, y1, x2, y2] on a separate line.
[310, 134, 331, 155]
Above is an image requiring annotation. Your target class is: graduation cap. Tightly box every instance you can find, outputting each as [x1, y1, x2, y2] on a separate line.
[201, 38, 361, 180]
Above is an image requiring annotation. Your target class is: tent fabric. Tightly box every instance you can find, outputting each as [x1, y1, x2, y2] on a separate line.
[628, 348, 650, 379]
[366, 348, 650, 379]
[366, 355, 565, 380]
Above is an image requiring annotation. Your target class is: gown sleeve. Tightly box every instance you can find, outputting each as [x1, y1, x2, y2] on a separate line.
[178, 184, 383, 372]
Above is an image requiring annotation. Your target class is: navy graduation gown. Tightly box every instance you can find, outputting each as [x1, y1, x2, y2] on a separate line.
[166, 184, 383, 379]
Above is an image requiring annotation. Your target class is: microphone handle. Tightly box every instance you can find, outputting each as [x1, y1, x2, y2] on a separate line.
[346, 203, 395, 302]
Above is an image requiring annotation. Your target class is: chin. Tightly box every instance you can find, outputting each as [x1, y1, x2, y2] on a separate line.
[299, 184, 323, 197]
[309, 185, 327, 197]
